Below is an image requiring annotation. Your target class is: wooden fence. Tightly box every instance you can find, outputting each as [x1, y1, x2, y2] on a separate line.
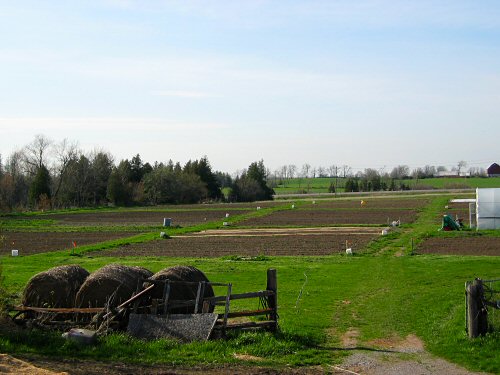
[465, 278, 500, 338]
[13, 268, 278, 337]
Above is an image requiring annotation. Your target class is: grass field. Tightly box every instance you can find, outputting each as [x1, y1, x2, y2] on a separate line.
[273, 176, 500, 195]
[0, 194, 499, 373]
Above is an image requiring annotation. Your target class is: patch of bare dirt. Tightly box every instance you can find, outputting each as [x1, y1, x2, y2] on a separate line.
[335, 333, 489, 375]
[0, 354, 67, 375]
[189, 227, 383, 236]
[417, 237, 500, 256]
[310, 198, 430, 210]
[238, 209, 418, 227]
[341, 328, 360, 348]
[161, 202, 286, 210]
[233, 353, 265, 362]
[90, 231, 378, 257]
[340, 351, 488, 375]
[35, 210, 248, 227]
[0, 232, 137, 256]
[367, 334, 425, 353]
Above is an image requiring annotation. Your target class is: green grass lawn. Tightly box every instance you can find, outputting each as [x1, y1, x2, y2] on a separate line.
[273, 176, 500, 195]
[0, 195, 499, 372]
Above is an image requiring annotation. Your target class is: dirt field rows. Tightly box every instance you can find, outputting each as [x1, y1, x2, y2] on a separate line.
[162, 201, 287, 209]
[34, 210, 248, 227]
[304, 198, 431, 209]
[92, 227, 380, 257]
[238, 209, 417, 226]
[417, 236, 500, 256]
[0, 232, 137, 256]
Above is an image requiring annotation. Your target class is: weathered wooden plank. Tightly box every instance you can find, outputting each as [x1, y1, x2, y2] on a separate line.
[467, 278, 488, 338]
[215, 321, 276, 330]
[14, 306, 104, 314]
[266, 268, 278, 331]
[144, 279, 229, 287]
[223, 283, 232, 334]
[206, 290, 274, 304]
[218, 308, 274, 319]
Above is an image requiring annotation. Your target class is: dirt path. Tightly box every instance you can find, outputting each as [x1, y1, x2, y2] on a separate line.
[333, 332, 490, 375]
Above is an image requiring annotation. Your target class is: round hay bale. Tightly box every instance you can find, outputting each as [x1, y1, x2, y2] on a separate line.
[146, 265, 215, 313]
[75, 264, 152, 308]
[22, 265, 89, 308]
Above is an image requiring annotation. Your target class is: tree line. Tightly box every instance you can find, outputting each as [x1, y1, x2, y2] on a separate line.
[269, 162, 487, 193]
[0, 135, 274, 211]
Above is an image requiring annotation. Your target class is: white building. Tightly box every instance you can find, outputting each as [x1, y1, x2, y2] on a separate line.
[476, 188, 500, 230]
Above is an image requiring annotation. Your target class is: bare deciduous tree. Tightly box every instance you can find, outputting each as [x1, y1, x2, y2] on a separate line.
[52, 139, 80, 202]
[23, 134, 53, 175]
[457, 160, 467, 175]
[287, 164, 297, 179]
[422, 165, 436, 177]
[327, 165, 338, 178]
[390, 165, 410, 179]
[317, 166, 326, 177]
[301, 163, 311, 178]
[341, 165, 352, 178]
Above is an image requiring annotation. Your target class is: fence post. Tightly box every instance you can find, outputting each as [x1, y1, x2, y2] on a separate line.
[467, 278, 488, 338]
[163, 281, 171, 316]
[266, 268, 278, 331]
[222, 283, 232, 337]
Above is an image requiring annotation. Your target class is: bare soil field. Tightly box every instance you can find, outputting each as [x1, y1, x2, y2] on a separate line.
[0, 232, 137, 256]
[91, 227, 380, 257]
[238, 209, 417, 226]
[305, 198, 431, 210]
[35, 210, 247, 227]
[162, 201, 287, 209]
[417, 237, 500, 256]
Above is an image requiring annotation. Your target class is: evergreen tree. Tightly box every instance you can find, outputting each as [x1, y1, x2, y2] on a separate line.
[29, 164, 51, 207]
[344, 178, 359, 192]
[106, 164, 133, 206]
[231, 160, 274, 202]
[184, 157, 222, 200]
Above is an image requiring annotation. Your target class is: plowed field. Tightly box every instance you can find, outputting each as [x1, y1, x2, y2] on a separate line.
[35, 210, 247, 227]
[0, 232, 137, 256]
[238, 209, 417, 226]
[417, 237, 500, 256]
[161, 201, 287, 209]
[305, 198, 430, 209]
[91, 227, 380, 257]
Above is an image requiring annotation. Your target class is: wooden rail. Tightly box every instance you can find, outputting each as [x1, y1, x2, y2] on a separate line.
[13, 268, 279, 337]
[148, 268, 278, 334]
[13, 306, 104, 314]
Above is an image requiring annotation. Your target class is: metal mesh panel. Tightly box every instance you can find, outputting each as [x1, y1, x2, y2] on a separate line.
[483, 279, 500, 331]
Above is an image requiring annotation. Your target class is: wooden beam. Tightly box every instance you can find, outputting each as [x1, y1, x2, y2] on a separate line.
[206, 290, 274, 304]
[223, 283, 232, 335]
[218, 308, 274, 319]
[266, 268, 278, 331]
[13, 306, 103, 314]
[215, 321, 276, 330]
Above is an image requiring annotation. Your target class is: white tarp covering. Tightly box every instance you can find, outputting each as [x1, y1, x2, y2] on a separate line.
[476, 188, 500, 230]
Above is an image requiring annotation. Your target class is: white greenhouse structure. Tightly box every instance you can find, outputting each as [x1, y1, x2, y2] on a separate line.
[476, 188, 500, 230]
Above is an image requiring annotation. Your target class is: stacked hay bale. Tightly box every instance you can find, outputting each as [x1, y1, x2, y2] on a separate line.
[22, 265, 89, 309]
[76, 264, 152, 308]
[146, 265, 215, 314]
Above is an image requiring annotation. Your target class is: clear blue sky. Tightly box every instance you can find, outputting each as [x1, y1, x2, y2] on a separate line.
[1, 1, 499, 173]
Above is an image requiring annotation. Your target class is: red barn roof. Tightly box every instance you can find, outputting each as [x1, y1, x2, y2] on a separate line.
[487, 163, 500, 176]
